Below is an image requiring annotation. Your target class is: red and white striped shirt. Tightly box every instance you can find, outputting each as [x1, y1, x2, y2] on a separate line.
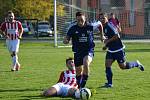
[57, 70, 78, 88]
[0, 21, 23, 40]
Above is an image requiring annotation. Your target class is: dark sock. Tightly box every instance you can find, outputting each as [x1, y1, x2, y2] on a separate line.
[80, 74, 88, 88]
[126, 61, 138, 69]
[105, 67, 113, 84]
[76, 75, 82, 88]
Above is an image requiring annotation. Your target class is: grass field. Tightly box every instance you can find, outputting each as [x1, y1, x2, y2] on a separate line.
[0, 41, 150, 100]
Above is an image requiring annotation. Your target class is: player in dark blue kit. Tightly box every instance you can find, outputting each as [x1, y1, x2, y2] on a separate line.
[99, 13, 144, 88]
[63, 12, 104, 88]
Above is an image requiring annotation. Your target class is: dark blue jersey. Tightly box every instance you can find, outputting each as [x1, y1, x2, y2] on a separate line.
[103, 22, 125, 52]
[67, 23, 95, 52]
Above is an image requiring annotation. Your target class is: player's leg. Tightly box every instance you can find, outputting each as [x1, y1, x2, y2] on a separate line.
[12, 40, 20, 71]
[104, 51, 114, 87]
[43, 83, 62, 97]
[74, 53, 83, 88]
[80, 53, 93, 88]
[68, 88, 80, 99]
[6, 40, 15, 71]
[117, 50, 144, 71]
[43, 87, 57, 97]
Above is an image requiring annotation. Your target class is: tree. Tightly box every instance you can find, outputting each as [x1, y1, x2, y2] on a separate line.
[0, 0, 13, 23]
[14, 0, 54, 20]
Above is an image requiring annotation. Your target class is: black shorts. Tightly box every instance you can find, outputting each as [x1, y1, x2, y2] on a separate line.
[74, 51, 94, 67]
[106, 50, 126, 63]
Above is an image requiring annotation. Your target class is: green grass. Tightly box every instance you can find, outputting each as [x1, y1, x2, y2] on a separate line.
[0, 41, 150, 100]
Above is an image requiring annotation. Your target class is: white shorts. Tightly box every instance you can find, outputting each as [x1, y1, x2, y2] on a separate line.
[52, 83, 72, 97]
[6, 39, 20, 53]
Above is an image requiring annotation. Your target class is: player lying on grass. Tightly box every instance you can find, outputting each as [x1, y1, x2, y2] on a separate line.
[42, 57, 80, 99]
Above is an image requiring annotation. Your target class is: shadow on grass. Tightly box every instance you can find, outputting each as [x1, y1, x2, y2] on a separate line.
[0, 88, 41, 92]
[22, 95, 73, 100]
[0, 89, 73, 100]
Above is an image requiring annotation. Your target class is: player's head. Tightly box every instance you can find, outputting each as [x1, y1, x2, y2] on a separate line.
[7, 11, 15, 22]
[99, 13, 108, 25]
[76, 11, 86, 27]
[110, 13, 115, 18]
[66, 57, 75, 70]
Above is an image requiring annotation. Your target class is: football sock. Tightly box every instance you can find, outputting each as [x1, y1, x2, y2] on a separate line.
[76, 75, 82, 88]
[12, 55, 19, 67]
[80, 74, 88, 88]
[126, 61, 139, 69]
[106, 67, 113, 84]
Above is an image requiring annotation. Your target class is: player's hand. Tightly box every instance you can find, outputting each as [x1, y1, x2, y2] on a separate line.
[4, 34, 9, 39]
[63, 37, 69, 44]
[17, 36, 22, 39]
[100, 36, 106, 43]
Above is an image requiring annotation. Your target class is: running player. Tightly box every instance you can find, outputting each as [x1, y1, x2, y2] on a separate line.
[63, 11, 104, 88]
[99, 13, 144, 88]
[0, 11, 23, 71]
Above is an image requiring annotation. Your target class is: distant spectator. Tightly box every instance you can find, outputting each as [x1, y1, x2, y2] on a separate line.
[108, 13, 121, 32]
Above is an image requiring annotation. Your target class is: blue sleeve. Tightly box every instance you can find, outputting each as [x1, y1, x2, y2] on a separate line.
[67, 26, 73, 37]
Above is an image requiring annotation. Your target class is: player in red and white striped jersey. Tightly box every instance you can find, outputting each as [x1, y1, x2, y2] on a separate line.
[43, 57, 80, 99]
[0, 11, 23, 71]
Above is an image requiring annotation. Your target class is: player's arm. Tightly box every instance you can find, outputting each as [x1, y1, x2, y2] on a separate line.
[0, 22, 8, 38]
[63, 26, 72, 44]
[116, 19, 122, 32]
[18, 22, 23, 39]
[98, 22, 105, 42]
[104, 34, 118, 45]
[102, 34, 119, 51]
[57, 71, 64, 83]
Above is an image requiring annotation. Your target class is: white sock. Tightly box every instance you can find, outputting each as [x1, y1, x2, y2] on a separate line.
[75, 89, 80, 99]
[12, 55, 19, 69]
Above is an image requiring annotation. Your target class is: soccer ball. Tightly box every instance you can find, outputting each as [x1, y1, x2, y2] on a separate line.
[80, 88, 91, 100]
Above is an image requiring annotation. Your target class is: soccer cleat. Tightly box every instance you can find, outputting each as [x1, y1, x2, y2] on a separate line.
[136, 60, 144, 71]
[16, 64, 20, 71]
[102, 83, 113, 88]
[11, 67, 16, 71]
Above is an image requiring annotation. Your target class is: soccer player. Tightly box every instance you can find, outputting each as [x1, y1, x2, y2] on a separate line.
[63, 12, 104, 88]
[42, 57, 80, 99]
[99, 13, 144, 88]
[0, 11, 23, 71]
[108, 13, 121, 32]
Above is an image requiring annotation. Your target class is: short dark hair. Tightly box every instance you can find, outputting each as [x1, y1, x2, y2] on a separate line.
[66, 57, 74, 64]
[7, 11, 13, 15]
[76, 11, 85, 17]
[99, 12, 108, 17]
[110, 13, 114, 15]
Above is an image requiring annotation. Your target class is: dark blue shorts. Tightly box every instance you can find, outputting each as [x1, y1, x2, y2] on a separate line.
[74, 51, 94, 67]
[106, 50, 126, 63]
